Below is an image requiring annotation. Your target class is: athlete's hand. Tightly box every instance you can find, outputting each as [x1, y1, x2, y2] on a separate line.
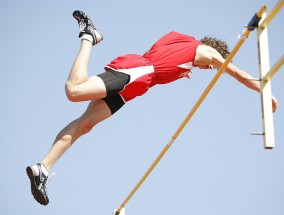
[272, 95, 277, 113]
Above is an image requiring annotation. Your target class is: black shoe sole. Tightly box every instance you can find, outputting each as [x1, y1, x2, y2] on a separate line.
[26, 166, 49, 205]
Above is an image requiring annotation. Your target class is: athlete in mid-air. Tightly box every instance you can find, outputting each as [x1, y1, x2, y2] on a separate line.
[26, 10, 277, 205]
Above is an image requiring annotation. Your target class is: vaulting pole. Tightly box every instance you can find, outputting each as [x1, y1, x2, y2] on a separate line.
[113, 5, 267, 215]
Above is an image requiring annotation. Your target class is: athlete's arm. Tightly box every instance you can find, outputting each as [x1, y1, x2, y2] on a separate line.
[195, 45, 277, 112]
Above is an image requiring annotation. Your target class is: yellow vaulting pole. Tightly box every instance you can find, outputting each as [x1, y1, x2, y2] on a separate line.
[113, 5, 267, 215]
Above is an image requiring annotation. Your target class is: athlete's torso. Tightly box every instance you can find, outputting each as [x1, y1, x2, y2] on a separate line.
[143, 31, 202, 84]
[104, 31, 202, 101]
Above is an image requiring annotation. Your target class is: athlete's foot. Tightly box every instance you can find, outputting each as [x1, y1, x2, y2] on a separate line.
[26, 163, 49, 205]
[73, 10, 103, 45]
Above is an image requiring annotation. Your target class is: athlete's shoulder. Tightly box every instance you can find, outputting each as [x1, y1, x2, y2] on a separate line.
[195, 45, 225, 67]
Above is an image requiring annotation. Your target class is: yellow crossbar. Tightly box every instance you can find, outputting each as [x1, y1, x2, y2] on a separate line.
[259, 0, 284, 28]
[262, 55, 284, 82]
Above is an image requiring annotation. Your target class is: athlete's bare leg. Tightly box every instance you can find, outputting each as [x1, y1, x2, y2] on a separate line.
[65, 39, 107, 102]
[26, 10, 108, 206]
[41, 99, 111, 171]
[41, 32, 112, 170]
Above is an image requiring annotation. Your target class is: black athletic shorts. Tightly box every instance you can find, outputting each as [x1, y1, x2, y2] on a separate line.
[97, 70, 130, 114]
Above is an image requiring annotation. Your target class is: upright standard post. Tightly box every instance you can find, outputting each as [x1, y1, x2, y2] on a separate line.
[256, 0, 284, 148]
[257, 12, 275, 149]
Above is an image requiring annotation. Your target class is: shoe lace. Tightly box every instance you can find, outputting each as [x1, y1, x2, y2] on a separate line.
[38, 172, 56, 191]
[79, 20, 87, 32]
[37, 178, 47, 194]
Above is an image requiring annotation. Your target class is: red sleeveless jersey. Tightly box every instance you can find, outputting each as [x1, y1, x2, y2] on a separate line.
[144, 31, 202, 84]
[105, 31, 202, 102]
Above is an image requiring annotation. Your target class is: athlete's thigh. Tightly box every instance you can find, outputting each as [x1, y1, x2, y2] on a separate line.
[75, 76, 107, 101]
[76, 71, 129, 101]
[79, 99, 112, 127]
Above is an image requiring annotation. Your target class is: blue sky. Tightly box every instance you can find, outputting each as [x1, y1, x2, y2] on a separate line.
[1, 0, 283, 215]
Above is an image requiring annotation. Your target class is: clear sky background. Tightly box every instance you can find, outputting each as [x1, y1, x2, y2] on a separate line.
[1, 0, 283, 215]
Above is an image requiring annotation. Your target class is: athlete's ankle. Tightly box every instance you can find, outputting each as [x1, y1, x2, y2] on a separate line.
[81, 34, 93, 44]
[31, 163, 49, 176]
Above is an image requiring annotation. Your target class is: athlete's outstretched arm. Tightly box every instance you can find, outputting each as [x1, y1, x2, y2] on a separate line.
[195, 45, 277, 112]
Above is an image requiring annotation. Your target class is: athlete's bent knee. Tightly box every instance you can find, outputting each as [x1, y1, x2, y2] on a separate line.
[65, 82, 80, 102]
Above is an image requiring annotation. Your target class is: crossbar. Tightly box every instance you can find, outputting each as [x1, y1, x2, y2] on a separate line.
[259, 0, 284, 28]
[263, 54, 284, 82]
